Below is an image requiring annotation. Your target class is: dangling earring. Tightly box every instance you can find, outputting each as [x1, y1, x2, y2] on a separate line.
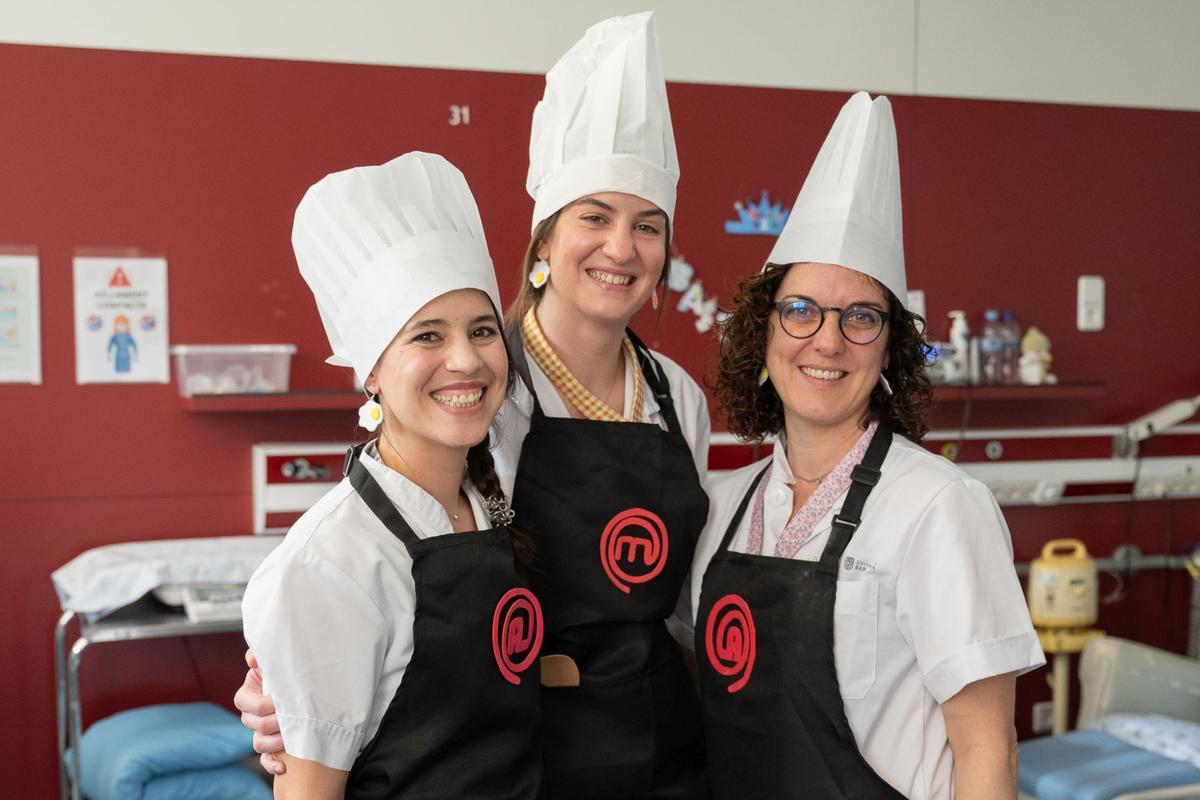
[757, 367, 770, 387]
[529, 260, 550, 288]
[651, 285, 661, 310]
[878, 372, 894, 396]
[358, 391, 383, 431]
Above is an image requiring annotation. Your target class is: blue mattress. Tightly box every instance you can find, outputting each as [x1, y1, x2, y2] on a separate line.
[1020, 729, 1200, 800]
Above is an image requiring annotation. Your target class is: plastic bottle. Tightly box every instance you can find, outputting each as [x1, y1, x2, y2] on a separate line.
[979, 310, 1003, 385]
[1000, 310, 1021, 385]
[947, 311, 970, 384]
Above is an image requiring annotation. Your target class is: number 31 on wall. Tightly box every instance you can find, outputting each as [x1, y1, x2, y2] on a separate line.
[449, 105, 471, 126]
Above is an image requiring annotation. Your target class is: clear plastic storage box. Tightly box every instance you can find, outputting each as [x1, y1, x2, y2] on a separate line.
[169, 344, 297, 396]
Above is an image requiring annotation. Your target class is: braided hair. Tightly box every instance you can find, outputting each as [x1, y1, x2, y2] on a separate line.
[467, 437, 536, 577]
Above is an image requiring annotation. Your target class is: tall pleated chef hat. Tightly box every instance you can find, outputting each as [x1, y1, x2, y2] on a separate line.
[292, 151, 500, 388]
[766, 91, 907, 306]
[527, 11, 679, 233]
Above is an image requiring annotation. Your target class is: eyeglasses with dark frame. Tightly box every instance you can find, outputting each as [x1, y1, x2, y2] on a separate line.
[773, 297, 891, 345]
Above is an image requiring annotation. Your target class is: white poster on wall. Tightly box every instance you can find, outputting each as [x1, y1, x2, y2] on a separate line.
[0, 254, 42, 384]
[73, 256, 170, 384]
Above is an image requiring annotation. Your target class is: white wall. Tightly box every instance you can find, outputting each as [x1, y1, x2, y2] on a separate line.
[2, 0, 1198, 111]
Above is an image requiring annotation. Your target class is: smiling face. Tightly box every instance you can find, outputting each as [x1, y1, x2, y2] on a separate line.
[365, 288, 507, 456]
[535, 192, 668, 327]
[766, 262, 890, 440]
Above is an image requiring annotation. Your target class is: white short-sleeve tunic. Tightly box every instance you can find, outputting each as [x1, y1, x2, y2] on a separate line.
[242, 447, 490, 771]
[684, 433, 1045, 799]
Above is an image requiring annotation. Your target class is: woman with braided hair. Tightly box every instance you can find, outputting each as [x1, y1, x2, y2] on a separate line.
[240, 13, 712, 799]
[240, 151, 543, 799]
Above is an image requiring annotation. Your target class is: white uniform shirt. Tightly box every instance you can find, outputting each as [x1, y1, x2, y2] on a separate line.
[684, 433, 1045, 799]
[242, 447, 491, 771]
[491, 344, 710, 497]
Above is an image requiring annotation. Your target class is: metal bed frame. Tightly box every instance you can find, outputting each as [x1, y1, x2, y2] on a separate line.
[53, 597, 243, 800]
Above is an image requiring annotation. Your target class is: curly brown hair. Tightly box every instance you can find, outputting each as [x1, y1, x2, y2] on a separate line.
[713, 263, 933, 443]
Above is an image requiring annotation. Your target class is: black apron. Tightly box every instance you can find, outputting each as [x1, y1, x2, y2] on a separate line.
[696, 424, 903, 800]
[510, 328, 710, 799]
[342, 446, 543, 800]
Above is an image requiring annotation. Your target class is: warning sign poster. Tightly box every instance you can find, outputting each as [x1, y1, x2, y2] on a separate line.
[73, 256, 169, 384]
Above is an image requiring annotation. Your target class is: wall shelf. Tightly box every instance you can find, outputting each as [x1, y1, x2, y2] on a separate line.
[933, 383, 1104, 402]
[181, 391, 361, 413]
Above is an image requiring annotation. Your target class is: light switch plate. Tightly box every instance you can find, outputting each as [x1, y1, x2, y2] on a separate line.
[1077, 275, 1105, 331]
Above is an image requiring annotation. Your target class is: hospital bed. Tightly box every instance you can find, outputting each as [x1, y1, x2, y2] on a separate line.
[52, 535, 281, 800]
[1019, 636, 1200, 800]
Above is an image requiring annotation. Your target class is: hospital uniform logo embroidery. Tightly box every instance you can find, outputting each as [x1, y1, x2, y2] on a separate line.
[705, 594, 756, 693]
[492, 588, 544, 686]
[599, 507, 670, 594]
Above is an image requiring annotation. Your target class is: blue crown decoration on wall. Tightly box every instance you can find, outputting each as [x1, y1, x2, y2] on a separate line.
[724, 190, 790, 236]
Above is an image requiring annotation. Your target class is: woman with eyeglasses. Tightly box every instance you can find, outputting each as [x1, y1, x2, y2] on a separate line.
[683, 93, 1044, 799]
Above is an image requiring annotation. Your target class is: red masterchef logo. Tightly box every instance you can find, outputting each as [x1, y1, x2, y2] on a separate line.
[599, 507, 669, 594]
[492, 587, 543, 686]
[705, 594, 756, 693]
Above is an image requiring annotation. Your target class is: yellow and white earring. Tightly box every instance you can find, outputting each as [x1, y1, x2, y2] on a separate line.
[358, 392, 383, 431]
[757, 367, 770, 387]
[529, 260, 550, 288]
[878, 372, 893, 396]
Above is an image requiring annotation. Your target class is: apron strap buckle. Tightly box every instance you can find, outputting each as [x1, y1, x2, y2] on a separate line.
[850, 464, 881, 487]
[343, 445, 361, 477]
[831, 513, 859, 532]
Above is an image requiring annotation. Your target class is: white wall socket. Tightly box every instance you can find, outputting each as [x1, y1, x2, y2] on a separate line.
[1032, 700, 1054, 734]
[1077, 275, 1105, 331]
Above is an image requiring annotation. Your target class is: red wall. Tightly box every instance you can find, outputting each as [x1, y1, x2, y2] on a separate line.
[1, 44, 1197, 795]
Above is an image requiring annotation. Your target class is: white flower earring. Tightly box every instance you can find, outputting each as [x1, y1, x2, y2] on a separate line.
[358, 391, 383, 431]
[529, 260, 550, 288]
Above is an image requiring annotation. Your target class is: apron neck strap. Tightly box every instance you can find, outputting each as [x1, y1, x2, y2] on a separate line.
[345, 444, 422, 550]
[718, 463, 771, 554]
[626, 327, 681, 435]
[817, 423, 894, 576]
[505, 319, 545, 418]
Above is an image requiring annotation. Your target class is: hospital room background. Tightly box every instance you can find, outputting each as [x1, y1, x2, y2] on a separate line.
[2, 2, 1199, 797]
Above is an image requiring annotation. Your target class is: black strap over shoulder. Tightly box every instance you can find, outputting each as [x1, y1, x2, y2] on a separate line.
[505, 319, 542, 416]
[625, 328, 681, 435]
[817, 424, 894, 575]
[345, 444, 422, 550]
[717, 463, 771, 554]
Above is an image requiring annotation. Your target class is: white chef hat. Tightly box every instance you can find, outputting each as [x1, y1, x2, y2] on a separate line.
[292, 151, 500, 388]
[527, 11, 679, 232]
[766, 91, 907, 306]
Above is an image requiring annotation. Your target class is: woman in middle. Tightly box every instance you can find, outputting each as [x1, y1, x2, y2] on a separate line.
[492, 12, 711, 798]
[237, 12, 711, 799]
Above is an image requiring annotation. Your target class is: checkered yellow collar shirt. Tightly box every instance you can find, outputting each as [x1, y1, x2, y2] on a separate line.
[521, 307, 645, 423]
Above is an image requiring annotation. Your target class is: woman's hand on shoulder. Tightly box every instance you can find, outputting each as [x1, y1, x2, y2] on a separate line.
[234, 648, 286, 775]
